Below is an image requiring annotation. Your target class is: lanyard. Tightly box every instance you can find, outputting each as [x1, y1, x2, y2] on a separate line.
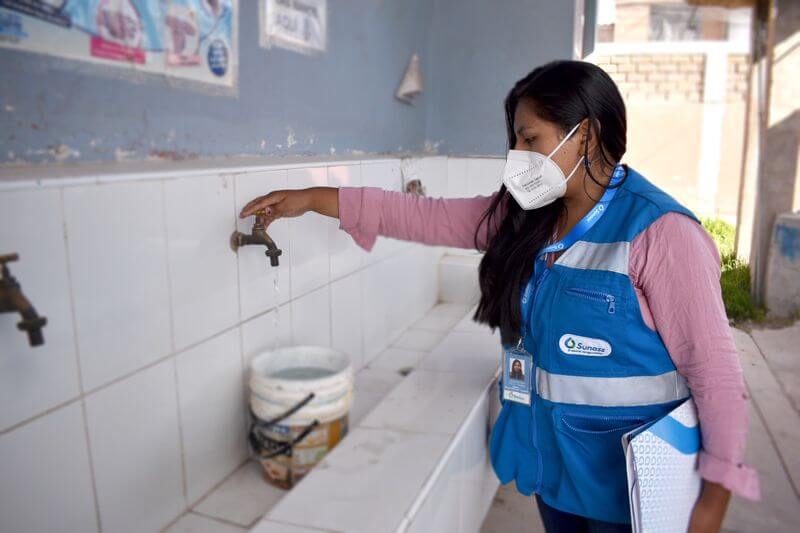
[518, 164, 625, 344]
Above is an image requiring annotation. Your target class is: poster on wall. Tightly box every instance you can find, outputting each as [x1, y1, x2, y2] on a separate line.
[0, 0, 238, 89]
[260, 0, 325, 55]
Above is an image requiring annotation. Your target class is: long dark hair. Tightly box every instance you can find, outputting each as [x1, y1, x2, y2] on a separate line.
[472, 60, 628, 344]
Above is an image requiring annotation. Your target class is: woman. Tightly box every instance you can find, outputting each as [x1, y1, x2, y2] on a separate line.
[240, 60, 760, 532]
[510, 358, 525, 381]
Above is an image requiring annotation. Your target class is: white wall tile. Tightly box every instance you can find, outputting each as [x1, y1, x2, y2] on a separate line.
[383, 253, 411, 343]
[287, 167, 330, 299]
[446, 157, 469, 198]
[290, 285, 331, 348]
[467, 158, 504, 197]
[420, 156, 448, 199]
[240, 304, 293, 377]
[330, 271, 364, 371]
[234, 170, 292, 321]
[327, 165, 364, 279]
[361, 263, 390, 363]
[64, 181, 172, 391]
[438, 254, 481, 305]
[85, 359, 185, 533]
[0, 402, 98, 533]
[165, 174, 239, 350]
[176, 329, 246, 504]
[0, 189, 81, 431]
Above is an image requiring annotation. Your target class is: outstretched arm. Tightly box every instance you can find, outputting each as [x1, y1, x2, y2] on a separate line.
[338, 186, 502, 251]
[240, 186, 505, 251]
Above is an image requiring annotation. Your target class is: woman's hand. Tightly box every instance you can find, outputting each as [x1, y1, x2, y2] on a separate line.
[689, 481, 731, 533]
[239, 187, 339, 227]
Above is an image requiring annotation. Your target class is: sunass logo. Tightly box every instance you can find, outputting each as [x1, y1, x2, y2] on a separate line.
[559, 334, 612, 356]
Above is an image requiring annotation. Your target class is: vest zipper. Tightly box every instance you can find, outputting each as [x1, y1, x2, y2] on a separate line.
[565, 287, 616, 314]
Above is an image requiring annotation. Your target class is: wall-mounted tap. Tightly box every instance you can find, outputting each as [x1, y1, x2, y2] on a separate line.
[0, 253, 47, 347]
[230, 210, 283, 267]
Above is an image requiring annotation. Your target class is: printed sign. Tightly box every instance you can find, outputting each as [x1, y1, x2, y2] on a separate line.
[261, 0, 325, 54]
[0, 0, 238, 88]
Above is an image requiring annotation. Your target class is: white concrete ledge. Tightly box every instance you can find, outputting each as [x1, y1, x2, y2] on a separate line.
[251, 307, 502, 533]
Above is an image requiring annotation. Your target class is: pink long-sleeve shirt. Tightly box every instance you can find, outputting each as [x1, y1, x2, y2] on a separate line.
[338, 186, 760, 501]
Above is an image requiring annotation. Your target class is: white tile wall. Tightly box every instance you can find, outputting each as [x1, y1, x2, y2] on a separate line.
[165, 174, 239, 351]
[175, 328, 247, 504]
[0, 155, 487, 533]
[84, 358, 185, 533]
[64, 180, 173, 391]
[0, 402, 98, 533]
[0, 189, 81, 431]
[446, 157, 469, 198]
[330, 271, 365, 370]
[234, 170, 292, 321]
[466, 158, 505, 197]
[240, 304, 293, 380]
[290, 285, 331, 348]
[286, 167, 330, 299]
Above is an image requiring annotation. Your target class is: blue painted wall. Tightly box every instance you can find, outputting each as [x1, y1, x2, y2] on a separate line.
[1, 0, 576, 165]
[425, 0, 576, 156]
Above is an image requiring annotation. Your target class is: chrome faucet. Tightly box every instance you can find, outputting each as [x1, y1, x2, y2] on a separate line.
[230, 210, 282, 267]
[0, 253, 47, 347]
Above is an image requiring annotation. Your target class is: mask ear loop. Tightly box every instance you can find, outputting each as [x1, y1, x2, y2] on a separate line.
[546, 121, 582, 159]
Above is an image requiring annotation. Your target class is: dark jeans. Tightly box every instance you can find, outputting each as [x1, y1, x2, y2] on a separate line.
[535, 495, 632, 533]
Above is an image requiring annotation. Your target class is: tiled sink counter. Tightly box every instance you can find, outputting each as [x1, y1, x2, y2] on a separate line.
[250, 304, 502, 533]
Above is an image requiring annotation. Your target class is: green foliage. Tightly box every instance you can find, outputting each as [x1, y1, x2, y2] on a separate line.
[702, 218, 766, 323]
[701, 217, 735, 257]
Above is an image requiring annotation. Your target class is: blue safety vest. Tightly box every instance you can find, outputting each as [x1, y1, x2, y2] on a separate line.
[489, 166, 700, 524]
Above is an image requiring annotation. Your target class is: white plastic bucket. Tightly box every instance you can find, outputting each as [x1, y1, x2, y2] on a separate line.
[249, 345, 353, 425]
[248, 345, 354, 488]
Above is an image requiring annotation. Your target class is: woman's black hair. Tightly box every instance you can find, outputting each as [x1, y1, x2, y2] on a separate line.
[472, 60, 628, 344]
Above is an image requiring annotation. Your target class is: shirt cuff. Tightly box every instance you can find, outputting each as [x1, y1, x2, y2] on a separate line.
[337, 186, 383, 252]
[698, 450, 761, 501]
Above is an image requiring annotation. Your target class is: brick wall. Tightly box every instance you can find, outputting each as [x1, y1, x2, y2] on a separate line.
[593, 54, 705, 102]
[726, 54, 749, 102]
[591, 53, 750, 103]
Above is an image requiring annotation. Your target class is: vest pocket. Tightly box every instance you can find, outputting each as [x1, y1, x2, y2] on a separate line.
[548, 277, 629, 373]
[552, 408, 646, 523]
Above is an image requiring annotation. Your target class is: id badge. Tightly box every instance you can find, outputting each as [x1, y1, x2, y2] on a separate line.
[502, 345, 533, 405]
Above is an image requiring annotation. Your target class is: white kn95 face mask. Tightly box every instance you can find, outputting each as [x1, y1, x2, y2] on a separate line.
[502, 121, 584, 210]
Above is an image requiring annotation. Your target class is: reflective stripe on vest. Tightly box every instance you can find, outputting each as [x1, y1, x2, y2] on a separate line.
[536, 367, 690, 407]
[556, 241, 630, 275]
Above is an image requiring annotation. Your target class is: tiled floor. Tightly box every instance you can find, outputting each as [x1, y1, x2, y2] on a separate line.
[480, 324, 800, 533]
[178, 302, 474, 532]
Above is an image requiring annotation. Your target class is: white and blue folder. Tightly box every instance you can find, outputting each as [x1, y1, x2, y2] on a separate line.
[622, 398, 702, 533]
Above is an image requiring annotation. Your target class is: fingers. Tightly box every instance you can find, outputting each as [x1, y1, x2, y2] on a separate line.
[239, 191, 285, 219]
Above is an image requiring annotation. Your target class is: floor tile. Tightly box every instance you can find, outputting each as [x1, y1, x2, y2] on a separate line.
[193, 462, 287, 528]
